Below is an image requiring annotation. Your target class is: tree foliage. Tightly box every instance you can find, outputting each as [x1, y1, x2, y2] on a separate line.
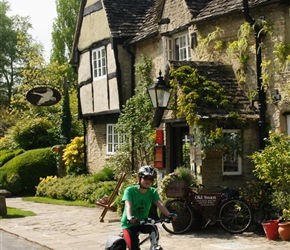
[250, 132, 290, 194]
[0, 0, 32, 107]
[108, 55, 155, 174]
[0, 0, 82, 149]
[50, 0, 80, 88]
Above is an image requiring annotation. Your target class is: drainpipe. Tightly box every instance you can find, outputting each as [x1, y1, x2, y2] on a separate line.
[243, 0, 267, 150]
[125, 45, 136, 172]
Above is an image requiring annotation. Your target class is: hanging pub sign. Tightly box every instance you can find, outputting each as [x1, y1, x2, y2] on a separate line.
[26, 86, 61, 106]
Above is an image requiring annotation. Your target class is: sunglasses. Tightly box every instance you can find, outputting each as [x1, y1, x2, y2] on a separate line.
[142, 176, 154, 182]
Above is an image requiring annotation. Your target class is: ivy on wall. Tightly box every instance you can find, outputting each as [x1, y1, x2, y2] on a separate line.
[169, 65, 231, 126]
[195, 21, 290, 102]
[169, 66, 246, 157]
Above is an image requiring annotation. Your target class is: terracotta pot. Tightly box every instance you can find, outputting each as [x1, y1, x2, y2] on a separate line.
[278, 221, 290, 241]
[262, 220, 279, 240]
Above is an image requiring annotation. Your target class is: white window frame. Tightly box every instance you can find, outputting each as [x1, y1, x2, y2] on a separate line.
[222, 129, 242, 175]
[162, 33, 191, 62]
[92, 47, 106, 80]
[106, 124, 126, 155]
[163, 37, 173, 62]
[174, 34, 191, 61]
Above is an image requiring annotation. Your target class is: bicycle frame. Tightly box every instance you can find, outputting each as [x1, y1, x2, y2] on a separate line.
[138, 226, 159, 250]
[187, 190, 225, 226]
[162, 185, 253, 234]
[135, 218, 169, 250]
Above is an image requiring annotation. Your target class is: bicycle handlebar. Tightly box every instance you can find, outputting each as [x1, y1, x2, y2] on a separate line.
[138, 218, 171, 225]
[190, 183, 205, 188]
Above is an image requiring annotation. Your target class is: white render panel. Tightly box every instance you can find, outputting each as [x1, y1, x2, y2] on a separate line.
[78, 8, 110, 51]
[80, 84, 93, 114]
[78, 52, 91, 83]
[86, 0, 96, 6]
[93, 78, 108, 112]
[109, 78, 120, 110]
[107, 45, 116, 74]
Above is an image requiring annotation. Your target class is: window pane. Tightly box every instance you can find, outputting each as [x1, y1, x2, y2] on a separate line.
[106, 124, 126, 154]
[92, 47, 106, 79]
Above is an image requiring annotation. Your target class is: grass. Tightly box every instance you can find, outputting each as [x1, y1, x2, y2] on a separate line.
[0, 207, 36, 219]
[22, 196, 95, 207]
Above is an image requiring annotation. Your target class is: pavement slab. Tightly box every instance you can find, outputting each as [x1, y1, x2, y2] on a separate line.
[1, 197, 290, 250]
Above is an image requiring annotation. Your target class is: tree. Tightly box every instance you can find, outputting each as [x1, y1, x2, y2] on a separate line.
[50, 0, 80, 88]
[108, 55, 155, 174]
[0, 0, 32, 107]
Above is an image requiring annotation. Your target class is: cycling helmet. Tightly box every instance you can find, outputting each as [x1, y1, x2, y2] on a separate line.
[138, 165, 157, 179]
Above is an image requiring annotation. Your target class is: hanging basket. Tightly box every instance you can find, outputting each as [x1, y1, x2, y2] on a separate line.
[166, 180, 189, 198]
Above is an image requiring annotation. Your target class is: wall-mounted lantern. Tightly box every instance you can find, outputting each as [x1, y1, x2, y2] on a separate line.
[273, 89, 281, 104]
[147, 71, 171, 109]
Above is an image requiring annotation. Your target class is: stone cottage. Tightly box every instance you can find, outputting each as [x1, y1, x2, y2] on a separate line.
[70, 0, 290, 189]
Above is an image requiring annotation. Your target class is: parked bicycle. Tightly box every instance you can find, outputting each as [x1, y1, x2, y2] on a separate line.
[105, 218, 171, 250]
[160, 184, 253, 234]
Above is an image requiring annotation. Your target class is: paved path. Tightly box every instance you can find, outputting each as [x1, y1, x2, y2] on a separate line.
[1, 198, 290, 249]
[0, 230, 50, 250]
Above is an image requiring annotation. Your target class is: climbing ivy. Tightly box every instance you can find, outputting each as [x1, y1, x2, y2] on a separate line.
[169, 66, 232, 126]
[195, 27, 224, 60]
[273, 41, 290, 72]
[105, 55, 155, 175]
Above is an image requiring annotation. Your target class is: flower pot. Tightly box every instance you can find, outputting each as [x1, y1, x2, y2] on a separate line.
[261, 220, 279, 240]
[278, 221, 290, 241]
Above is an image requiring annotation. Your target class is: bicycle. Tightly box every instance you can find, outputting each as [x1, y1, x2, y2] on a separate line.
[137, 218, 171, 250]
[105, 218, 171, 250]
[160, 184, 253, 234]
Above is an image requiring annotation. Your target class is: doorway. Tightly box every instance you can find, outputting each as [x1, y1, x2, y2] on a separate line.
[170, 124, 189, 171]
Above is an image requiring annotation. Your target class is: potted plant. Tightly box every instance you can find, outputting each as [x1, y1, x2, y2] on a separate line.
[278, 209, 290, 241]
[160, 167, 197, 200]
[271, 192, 290, 241]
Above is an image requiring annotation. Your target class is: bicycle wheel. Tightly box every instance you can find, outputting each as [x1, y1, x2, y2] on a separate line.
[161, 200, 193, 234]
[218, 198, 253, 233]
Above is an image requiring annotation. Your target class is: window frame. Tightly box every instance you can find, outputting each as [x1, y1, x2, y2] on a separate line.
[92, 46, 106, 80]
[106, 124, 126, 155]
[174, 34, 191, 61]
[163, 33, 191, 62]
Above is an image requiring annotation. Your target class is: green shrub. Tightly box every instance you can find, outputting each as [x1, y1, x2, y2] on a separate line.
[250, 131, 290, 220]
[239, 180, 275, 222]
[0, 149, 24, 167]
[92, 167, 114, 182]
[0, 148, 57, 194]
[36, 174, 116, 204]
[12, 118, 59, 150]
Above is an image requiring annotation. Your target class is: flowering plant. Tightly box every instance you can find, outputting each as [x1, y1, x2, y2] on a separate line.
[160, 167, 197, 200]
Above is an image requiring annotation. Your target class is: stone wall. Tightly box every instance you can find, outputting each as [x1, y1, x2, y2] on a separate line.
[80, 0, 290, 178]
[200, 125, 259, 190]
[86, 115, 119, 173]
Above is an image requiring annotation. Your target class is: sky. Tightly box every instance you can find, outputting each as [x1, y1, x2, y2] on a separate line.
[8, 0, 57, 60]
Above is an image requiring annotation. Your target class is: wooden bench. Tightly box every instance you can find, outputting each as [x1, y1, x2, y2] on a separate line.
[96, 172, 126, 222]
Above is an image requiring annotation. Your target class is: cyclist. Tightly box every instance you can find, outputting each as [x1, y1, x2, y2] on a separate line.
[121, 165, 176, 250]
